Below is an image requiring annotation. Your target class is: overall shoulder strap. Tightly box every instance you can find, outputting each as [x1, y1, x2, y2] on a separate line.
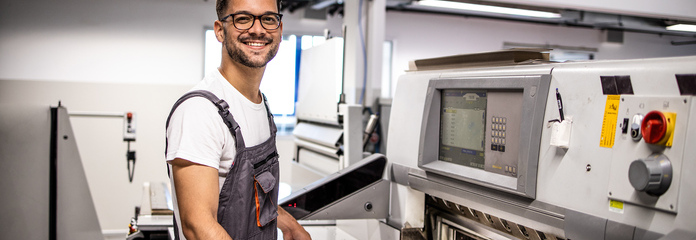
[260, 93, 277, 135]
[165, 90, 244, 156]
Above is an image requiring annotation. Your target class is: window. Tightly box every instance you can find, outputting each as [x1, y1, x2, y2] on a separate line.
[205, 30, 297, 116]
[204, 30, 394, 117]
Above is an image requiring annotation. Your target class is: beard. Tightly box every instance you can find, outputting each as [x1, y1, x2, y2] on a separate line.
[223, 28, 280, 68]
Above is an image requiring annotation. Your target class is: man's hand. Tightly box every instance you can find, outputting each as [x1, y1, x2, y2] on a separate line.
[277, 206, 312, 240]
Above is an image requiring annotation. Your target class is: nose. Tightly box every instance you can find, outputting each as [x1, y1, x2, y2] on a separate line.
[247, 17, 266, 35]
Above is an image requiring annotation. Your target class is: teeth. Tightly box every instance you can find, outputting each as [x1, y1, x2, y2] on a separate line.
[247, 42, 265, 47]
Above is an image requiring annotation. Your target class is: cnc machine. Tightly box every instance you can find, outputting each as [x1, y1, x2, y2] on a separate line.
[282, 54, 696, 240]
[387, 55, 696, 240]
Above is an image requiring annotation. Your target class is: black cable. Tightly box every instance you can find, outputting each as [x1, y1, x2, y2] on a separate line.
[126, 141, 136, 183]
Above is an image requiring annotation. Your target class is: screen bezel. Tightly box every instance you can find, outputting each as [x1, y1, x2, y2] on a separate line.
[418, 75, 551, 199]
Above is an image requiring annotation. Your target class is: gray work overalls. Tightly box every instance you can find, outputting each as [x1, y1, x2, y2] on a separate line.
[166, 90, 279, 240]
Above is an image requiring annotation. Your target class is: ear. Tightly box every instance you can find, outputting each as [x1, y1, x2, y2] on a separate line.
[214, 20, 225, 43]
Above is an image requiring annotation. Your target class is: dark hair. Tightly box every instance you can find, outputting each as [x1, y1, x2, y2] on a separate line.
[216, 0, 282, 20]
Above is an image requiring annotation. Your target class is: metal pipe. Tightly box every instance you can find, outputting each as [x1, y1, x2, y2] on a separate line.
[68, 111, 125, 118]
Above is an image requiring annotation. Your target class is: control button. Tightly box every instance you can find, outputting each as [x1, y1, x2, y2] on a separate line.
[641, 111, 676, 146]
[621, 118, 630, 134]
[641, 111, 666, 144]
[631, 114, 644, 142]
[628, 154, 672, 196]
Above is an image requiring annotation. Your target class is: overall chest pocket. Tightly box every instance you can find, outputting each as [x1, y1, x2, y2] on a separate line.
[253, 153, 279, 227]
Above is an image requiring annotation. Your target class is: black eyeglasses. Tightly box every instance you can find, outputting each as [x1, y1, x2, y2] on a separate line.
[220, 13, 283, 30]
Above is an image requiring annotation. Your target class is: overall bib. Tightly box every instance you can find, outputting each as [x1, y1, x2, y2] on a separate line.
[166, 90, 279, 240]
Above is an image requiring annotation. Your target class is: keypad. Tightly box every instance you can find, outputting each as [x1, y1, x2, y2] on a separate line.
[491, 116, 507, 152]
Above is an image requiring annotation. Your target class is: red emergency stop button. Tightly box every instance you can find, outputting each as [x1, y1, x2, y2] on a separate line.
[641, 111, 676, 147]
[641, 111, 666, 144]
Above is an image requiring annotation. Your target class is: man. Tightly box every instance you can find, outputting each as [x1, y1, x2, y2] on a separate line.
[165, 0, 311, 239]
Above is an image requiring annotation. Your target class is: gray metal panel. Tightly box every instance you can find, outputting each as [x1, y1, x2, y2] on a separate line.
[606, 220, 636, 240]
[0, 102, 51, 239]
[660, 229, 696, 240]
[55, 107, 103, 240]
[607, 96, 689, 213]
[564, 209, 606, 240]
[634, 228, 665, 240]
[672, 97, 696, 234]
[305, 180, 390, 220]
[389, 163, 411, 186]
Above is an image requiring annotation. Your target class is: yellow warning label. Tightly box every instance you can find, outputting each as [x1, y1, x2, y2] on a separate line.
[600, 95, 621, 148]
[609, 200, 624, 214]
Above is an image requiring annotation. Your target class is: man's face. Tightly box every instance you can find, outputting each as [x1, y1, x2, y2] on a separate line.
[220, 0, 282, 68]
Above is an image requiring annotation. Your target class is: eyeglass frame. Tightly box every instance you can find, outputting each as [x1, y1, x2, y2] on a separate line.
[219, 12, 283, 30]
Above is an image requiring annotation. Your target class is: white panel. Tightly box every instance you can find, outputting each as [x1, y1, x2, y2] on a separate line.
[296, 38, 344, 124]
[0, 102, 51, 239]
[293, 122, 343, 147]
[56, 107, 104, 240]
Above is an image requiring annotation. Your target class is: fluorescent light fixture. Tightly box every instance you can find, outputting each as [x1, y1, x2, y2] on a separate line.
[312, 0, 336, 10]
[416, 0, 561, 19]
[666, 24, 696, 32]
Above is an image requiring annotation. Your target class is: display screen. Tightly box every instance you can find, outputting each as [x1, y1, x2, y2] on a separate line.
[439, 90, 487, 169]
[422, 76, 549, 198]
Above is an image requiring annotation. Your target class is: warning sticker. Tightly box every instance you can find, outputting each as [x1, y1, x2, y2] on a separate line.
[609, 200, 624, 214]
[600, 95, 621, 148]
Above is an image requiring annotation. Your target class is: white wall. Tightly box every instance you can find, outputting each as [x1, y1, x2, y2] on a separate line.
[1, 0, 695, 237]
[0, 0, 342, 84]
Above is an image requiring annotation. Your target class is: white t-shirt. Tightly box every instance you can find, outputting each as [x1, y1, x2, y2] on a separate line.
[165, 69, 271, 239]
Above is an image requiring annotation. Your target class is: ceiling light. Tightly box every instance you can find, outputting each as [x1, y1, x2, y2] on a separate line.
[666, 24, 696, 33]
[415, 0, 561, 19]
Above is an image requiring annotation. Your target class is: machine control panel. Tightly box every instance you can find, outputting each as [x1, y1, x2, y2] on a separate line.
[419, 75, 550, 198]
[608, 96, 690, 213]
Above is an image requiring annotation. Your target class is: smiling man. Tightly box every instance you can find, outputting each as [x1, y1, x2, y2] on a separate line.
[165, 0, 311, 239]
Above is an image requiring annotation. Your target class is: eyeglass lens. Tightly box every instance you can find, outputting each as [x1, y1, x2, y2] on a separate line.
[233, 14, 281, 30]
